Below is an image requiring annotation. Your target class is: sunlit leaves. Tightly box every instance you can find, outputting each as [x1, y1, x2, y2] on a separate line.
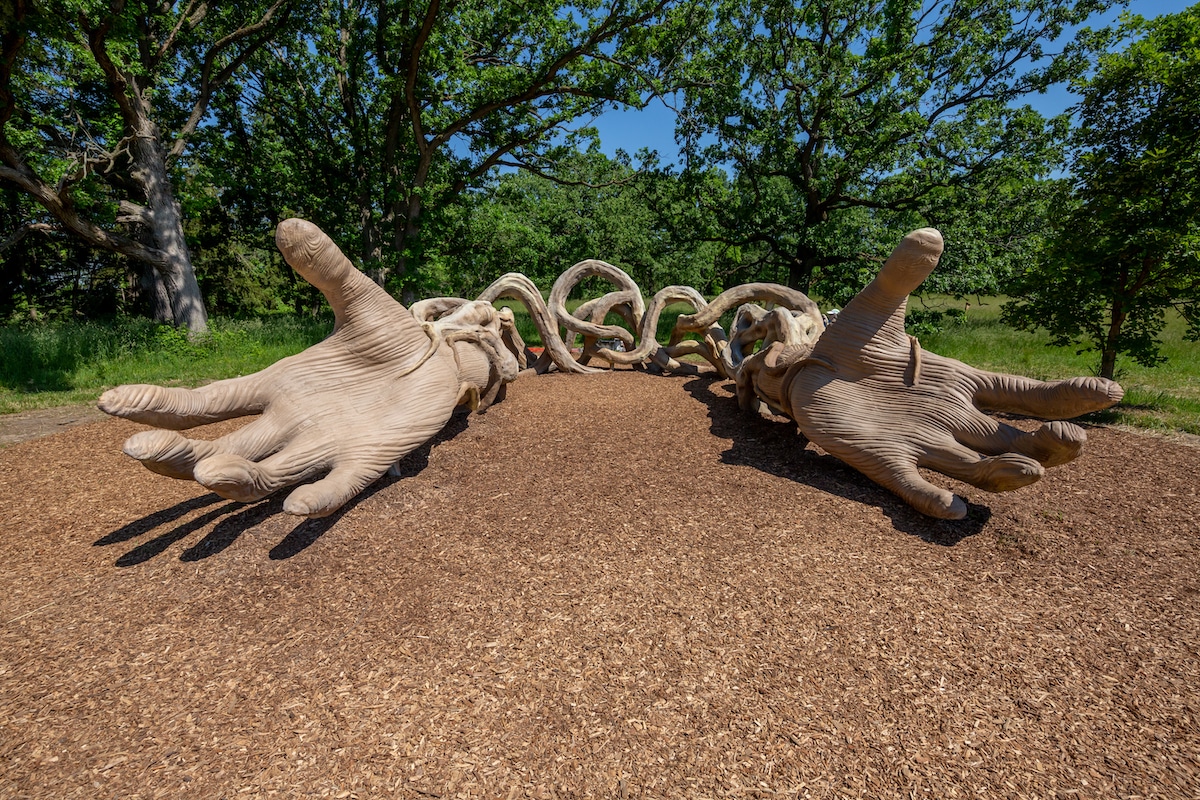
[1003, 6, 1200, 378]
[677, 0, 1115, 291]
[220, 0, 688, 289]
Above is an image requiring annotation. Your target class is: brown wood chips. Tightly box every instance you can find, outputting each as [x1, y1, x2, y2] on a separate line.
[1, 371, 1197, 798]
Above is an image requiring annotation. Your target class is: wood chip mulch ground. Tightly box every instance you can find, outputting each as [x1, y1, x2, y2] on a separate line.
[1, 370, 1198, 799]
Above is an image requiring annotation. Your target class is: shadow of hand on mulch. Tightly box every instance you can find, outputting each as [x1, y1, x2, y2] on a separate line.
[681, 376, 990, 545]
[94, 413, 471, 565]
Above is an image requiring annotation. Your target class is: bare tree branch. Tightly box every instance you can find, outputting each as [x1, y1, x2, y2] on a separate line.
[0, 220, 54, 255]
[168, 0, 292, 160]
[0, 157, 165, 265]
[492, 157, 637, 190]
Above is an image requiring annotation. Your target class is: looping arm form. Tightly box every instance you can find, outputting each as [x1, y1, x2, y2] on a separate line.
[100, 220, 1123, 521]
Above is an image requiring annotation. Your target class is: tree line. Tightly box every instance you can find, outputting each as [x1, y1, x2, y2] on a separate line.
[1, 0, 1196, 379]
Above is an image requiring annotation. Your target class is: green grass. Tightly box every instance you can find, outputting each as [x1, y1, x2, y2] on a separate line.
[0, 316, 332, 414]
[2, 298, 1196, 436]
[914, 295, 1200, 436]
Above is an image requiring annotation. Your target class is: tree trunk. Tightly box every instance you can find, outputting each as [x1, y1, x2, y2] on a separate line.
[139, 260, 173, 323]
[787, 259, 813, 291]
[130, 135, 208, 334]
[787, 242, 818, 290]
[1100, 299, 1126, 380]
[361, 211, 388, 288]
[395, 193, 423, 306]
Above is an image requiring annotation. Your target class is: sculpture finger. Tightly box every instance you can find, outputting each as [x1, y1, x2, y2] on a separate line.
[122, 430, 222, 480]
[806, 229, 944, 364]
[954, 417, 1089, 468]
[918, 439, 1045, 493]
[120, 416, 294, 480]
[281, 464, 383, 518]
[869, 458, 968, 520]
[99, 376, 267, 429]
[971, 372, 1124, 420]
[274, 219, 437, 363]
[849, 228, 944, 320]
[275, 219, 379, 313]
[192, 439, 332, 504]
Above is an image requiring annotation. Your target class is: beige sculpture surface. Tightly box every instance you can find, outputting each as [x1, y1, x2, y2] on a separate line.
[99, 220, 517, 518]
[100, 220, 1123, 520]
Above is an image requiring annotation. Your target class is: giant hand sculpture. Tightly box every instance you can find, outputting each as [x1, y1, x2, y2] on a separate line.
[784, 229, 1123, 519]
[99, 220, 515, 517]
[100, 220, 1123, 521]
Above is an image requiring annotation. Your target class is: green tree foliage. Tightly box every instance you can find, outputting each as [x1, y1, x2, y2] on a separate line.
[889, 177, 1062, 303]
[0, 0, 293, 331]
[3, 0, 1149, 326]
[1003, 6, 1200, 380]
[676, 0, 1114, 294]
[428, 149, 724, 297]
[209, 0, 696, 300]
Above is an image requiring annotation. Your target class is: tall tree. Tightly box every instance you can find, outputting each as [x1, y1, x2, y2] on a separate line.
[676, 0, 1114, 292]
[218, 0, 695, 299]
[0, 0, 292, 332]
[1004, 6, 1200, 380]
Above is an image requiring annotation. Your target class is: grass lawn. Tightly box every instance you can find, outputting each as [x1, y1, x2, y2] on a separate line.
[2, 297, 1196, 435]
[0, 316, 332, 414]
[913, 295, 1200, 436]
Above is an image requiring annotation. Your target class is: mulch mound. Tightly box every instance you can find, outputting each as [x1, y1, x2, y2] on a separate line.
[1, 370, 1197, 799]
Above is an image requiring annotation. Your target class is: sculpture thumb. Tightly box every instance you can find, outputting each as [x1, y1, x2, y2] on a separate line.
[869, 227, 944, 304]
[812, 227, 945, 354]
[275, 219, 432, 355]
[275, 218, 387, 323]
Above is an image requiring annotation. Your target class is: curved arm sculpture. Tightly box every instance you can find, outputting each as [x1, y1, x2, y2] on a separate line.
[100, 220, 1122, 520]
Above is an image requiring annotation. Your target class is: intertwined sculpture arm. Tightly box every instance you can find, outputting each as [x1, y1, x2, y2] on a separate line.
[99, 220, 1123, 521]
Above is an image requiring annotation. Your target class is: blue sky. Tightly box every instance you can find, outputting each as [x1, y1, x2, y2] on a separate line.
[588, 0, 1195, 166]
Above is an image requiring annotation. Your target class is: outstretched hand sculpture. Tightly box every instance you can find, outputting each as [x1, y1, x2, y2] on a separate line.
[784, 229, 1122, 518]
[99, 220, 516, 517]
[100, 220, 1122, 520]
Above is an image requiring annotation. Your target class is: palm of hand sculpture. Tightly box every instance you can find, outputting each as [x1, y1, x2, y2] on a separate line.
[787, 229, 1123, 519]
[100, 220, 1123, 521]
[100, 220, 502, 517]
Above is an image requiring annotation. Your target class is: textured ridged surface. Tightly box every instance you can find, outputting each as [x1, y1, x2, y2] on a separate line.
[100, 222, 1122, 519]
[548, 260, 645, 349]
[101, 220, 507, 518]
[788, 229, 1122, 519]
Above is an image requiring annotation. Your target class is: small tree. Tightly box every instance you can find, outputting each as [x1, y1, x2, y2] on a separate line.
[1004, 7, 1200, 380]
